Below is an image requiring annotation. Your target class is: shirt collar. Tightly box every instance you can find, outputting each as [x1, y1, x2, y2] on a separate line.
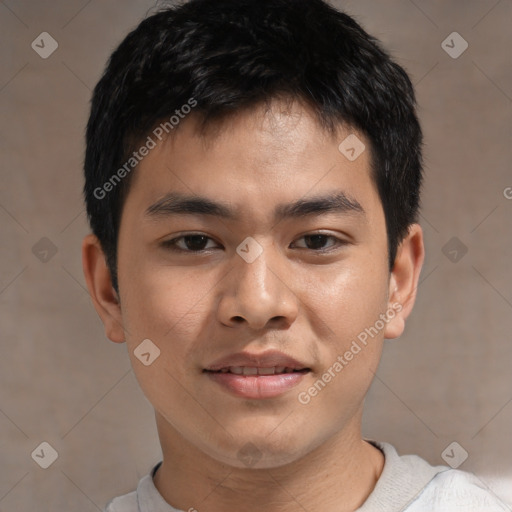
[136, 461, 182, 512]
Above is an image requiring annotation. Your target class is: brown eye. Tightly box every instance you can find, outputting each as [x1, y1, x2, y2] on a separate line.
[292, 234, 343, 251]
[162, 234, 220, 252]
[303, 234, 330, 250]
[182, 235, 209, 251]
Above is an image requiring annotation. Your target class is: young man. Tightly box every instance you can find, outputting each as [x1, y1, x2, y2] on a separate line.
[82, 0, 508, 510]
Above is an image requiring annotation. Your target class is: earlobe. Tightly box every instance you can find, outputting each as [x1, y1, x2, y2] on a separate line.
[384, 224, 425, 340]
[82, 234, 125, 343]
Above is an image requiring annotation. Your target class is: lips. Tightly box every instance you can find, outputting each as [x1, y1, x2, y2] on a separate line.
[213, 366, 307, 375]
[204, 350, 309, 373]
[203, 350, 311, 399]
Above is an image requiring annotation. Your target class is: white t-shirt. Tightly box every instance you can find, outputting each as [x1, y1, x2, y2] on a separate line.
[104, 440, 510, 511]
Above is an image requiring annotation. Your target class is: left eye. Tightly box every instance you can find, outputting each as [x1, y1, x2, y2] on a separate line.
[292, 234, 342, 251]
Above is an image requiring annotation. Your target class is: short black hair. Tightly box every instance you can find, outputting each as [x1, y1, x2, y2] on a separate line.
[84, 0, 423, 292]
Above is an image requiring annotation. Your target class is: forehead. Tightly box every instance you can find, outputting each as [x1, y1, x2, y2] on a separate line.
[124, 99, 381, 225]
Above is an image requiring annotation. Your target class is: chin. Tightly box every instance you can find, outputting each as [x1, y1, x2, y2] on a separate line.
[201, 427, 316, 470]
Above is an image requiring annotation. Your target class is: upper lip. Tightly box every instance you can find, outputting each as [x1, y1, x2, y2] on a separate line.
[204, 350, 309, 372]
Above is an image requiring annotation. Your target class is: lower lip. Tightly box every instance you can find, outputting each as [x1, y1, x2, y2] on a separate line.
[205, 371, 308, 399]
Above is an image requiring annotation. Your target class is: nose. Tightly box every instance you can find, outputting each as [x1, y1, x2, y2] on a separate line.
[216, 243, 299, 330]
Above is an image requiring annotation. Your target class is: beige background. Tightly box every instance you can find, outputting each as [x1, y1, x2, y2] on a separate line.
[1, 0, 511, 510]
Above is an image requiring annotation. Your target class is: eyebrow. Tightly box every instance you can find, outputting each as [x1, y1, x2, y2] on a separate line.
[145, 191, 365, 221]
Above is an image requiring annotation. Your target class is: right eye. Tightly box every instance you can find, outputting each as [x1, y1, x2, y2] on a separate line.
[160, 234, 222, 253]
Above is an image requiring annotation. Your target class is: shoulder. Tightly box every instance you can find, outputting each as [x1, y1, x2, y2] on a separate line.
[104, 490, 138, 512]
[413, 469, 510, 511]
[362, 441, 509, 512]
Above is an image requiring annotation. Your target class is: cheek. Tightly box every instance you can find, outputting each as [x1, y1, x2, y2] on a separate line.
[117, 253, 226, 403]
[292, 252, 389, 411]
[297, 257, 390, 346]
[119, 254, 215, 335]
[118, 263, 216, 418]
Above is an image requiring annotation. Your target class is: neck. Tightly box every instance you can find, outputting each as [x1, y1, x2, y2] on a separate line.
[152, 412, 384, 512]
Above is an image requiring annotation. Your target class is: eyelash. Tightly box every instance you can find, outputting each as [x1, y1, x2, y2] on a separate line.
[160, 232, 347, 254]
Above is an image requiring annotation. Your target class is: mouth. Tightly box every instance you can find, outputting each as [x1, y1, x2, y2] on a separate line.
[204, 366, 310, 376]
[203, 351, 312, 399]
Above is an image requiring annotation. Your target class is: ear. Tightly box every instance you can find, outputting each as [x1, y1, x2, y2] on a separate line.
[384, 223, 425, 340]
[82, 234, 125, 343]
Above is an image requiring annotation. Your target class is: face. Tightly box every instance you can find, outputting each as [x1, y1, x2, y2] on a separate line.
[90, 100, 416, 469]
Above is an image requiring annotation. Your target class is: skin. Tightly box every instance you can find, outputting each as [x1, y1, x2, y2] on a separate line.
[82, 98, 424, 512]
